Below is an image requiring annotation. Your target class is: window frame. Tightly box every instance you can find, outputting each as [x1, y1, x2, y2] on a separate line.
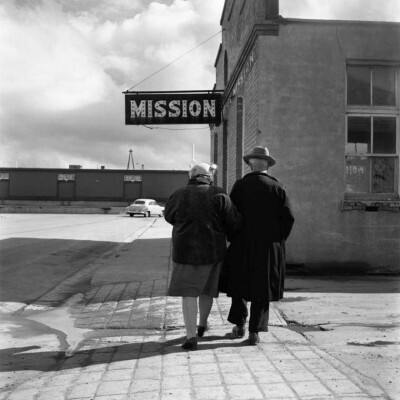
[345, 63, 400, 200]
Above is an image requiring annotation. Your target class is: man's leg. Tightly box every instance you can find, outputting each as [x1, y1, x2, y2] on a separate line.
[248, 300, 269, 345]
[227, 297, 248, 337]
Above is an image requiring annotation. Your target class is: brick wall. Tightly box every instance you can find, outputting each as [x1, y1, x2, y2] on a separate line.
[221, 0, 264, 84]
[214, 1, 268, 191]
[243, 59, 259, 174]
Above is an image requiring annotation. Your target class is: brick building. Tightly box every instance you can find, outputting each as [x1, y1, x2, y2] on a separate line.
[211, 0, 400, 272]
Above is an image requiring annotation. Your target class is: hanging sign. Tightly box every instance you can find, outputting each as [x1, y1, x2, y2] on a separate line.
[124, 91, 222, 125]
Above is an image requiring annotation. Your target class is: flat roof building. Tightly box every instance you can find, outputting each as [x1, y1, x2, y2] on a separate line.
[0, 168, 188, 204]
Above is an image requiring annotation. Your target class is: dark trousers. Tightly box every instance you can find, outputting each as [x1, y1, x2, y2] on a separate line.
[227, 297, 270, 333]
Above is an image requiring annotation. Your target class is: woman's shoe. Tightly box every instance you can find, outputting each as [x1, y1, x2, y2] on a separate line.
[232, 325, 245, 338]
[197, 323, 210, 338]
[182, 337, 198, 350]
[248, 332, 260, 345]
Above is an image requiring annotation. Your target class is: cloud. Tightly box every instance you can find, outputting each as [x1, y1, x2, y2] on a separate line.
[1, 0, 399, 171]
[0, 0, 222, 170]
[0, 1, 114, 113]
[280, 0, 400, 22]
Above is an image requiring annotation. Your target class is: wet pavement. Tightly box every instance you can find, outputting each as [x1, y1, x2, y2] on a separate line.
[0, 216, 399, 399]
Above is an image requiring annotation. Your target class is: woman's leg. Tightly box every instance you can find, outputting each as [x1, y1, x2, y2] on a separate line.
[199, 294, 213, 327]
[182, 297, 198, 339]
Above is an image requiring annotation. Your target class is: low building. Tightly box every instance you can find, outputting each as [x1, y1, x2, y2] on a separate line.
[0, 168, 188, 204]
[212, 0, 400, 272]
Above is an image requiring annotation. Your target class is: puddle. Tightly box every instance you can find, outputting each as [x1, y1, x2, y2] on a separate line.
[21, 294, 91, 356]
[336, 322, 400, 329]
[280, 296, 310, 302]
[347, 340, 400, 347]
[1, 314, 67, 345]
[285, 322, 327, 333]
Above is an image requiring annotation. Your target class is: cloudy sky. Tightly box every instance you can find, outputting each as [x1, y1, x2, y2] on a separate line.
[1, 0, 399, 171]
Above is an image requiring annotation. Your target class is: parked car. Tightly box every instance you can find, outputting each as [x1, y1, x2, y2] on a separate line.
[125, 199, 164, 217]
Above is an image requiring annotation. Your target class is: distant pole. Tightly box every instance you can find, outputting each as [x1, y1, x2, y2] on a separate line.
[190, 144, 195, 168]
[127, 149, 135, 170]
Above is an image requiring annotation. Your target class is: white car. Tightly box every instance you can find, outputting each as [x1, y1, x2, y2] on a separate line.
[125, 199, 164, 217]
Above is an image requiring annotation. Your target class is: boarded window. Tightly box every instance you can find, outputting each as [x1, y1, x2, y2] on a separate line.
[372, 157, 395, 193]
[345, 156, 396, 194]
[345, 156, 370, 193]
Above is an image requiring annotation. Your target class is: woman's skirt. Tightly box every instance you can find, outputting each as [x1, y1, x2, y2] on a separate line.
[168, 261, 222, 298]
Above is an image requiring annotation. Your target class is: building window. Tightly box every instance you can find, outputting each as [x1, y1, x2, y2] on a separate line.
[347, 67, 396, 106]
[345, 65, 399, 198]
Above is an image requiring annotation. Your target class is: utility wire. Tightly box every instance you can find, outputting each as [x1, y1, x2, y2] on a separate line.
[126, 30, 222, 92]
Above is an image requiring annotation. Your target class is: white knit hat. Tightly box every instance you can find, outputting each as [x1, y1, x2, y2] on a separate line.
[189, 163, 217, 179]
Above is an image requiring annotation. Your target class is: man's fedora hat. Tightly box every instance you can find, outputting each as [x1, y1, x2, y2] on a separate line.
[243, 146, 276, 166]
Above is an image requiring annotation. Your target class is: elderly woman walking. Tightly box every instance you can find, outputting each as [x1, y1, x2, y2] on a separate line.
[164, 163, 241, 350]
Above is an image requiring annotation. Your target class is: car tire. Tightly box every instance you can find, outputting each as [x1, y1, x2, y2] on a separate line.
[129, 213, 134, 217]
[147, 211, 151, 217]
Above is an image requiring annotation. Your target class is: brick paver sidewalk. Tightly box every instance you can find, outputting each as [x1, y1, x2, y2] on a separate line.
[1, 274, 388, 400]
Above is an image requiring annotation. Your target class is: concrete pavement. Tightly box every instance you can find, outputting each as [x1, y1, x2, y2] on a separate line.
[0, 217, 399, 399]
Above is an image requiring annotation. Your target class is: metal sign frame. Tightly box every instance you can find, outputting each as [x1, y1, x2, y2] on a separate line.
[124, 90, 223, 125]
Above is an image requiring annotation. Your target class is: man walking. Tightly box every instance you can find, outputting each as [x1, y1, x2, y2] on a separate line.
[224, 146, 295, 345]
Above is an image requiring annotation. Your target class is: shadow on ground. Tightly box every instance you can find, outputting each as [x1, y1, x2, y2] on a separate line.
[0, 237, 172, 305]
[0, 335, 248, 373]
[284, 275, 400, 294]
[0, 238, 118, 304]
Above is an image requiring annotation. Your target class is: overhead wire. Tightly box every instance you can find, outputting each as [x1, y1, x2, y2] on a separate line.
[126, 30, 222, 92]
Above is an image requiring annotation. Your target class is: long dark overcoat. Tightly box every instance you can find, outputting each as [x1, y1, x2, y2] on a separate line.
[222, 171, 294, 302]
